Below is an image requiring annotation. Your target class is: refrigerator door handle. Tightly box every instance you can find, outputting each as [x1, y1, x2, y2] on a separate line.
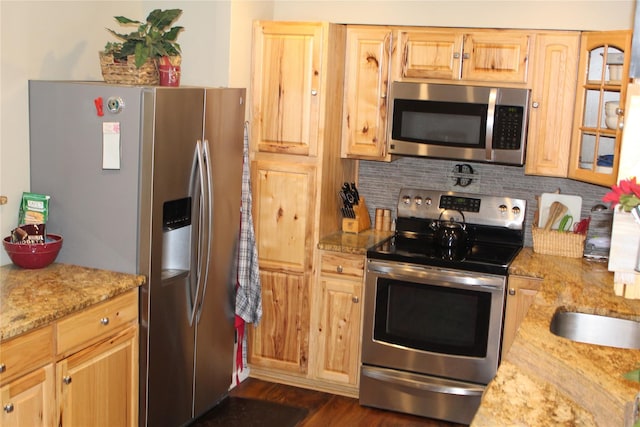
[188, 140, 207, 326]
[195, 139, 213, 323]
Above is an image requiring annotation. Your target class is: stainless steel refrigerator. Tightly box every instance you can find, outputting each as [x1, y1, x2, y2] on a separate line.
[28, 81, 245, 426]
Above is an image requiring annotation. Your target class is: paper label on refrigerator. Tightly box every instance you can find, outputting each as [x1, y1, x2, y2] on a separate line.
[102, 122, 121, 170]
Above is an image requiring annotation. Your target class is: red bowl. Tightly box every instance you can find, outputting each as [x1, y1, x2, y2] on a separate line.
[3, 234, 63, 269]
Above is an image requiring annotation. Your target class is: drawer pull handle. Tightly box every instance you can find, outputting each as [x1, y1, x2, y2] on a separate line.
[63, 376, 72, 385]
[336, 265, 343, 273]
[100, 317, 110, 325]
[4, 403, 14, 413]
[0, 363, 5, 373]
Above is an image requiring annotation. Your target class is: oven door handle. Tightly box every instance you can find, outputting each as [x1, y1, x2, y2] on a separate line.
[363, 366, 485, 397]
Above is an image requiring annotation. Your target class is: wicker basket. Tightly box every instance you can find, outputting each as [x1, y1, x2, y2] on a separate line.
[99, 52, 159, 85]
[532, 227, 586, 258]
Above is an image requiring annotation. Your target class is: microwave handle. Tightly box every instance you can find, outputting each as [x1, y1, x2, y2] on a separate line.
[485, 88, 498, 162]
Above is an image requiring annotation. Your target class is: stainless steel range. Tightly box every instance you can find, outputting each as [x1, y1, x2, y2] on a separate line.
[360, 188, 526, 425]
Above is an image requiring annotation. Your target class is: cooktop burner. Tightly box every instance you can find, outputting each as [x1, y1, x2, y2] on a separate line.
[366, 188, 526, 276]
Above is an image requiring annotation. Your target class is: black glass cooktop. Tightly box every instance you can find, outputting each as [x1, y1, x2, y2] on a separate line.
[367, 234, 522, 276]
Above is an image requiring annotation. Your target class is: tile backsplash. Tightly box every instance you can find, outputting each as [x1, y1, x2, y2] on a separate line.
[357, 157, 611, 247]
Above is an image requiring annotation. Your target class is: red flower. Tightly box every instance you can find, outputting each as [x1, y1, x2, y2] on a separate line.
[603, 177, 640, 212]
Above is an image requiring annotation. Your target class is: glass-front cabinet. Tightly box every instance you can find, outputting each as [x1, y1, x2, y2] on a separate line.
[569, 30, 632, 187]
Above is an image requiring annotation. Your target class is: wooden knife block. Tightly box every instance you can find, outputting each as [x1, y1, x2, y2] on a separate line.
[342, 198, 371, 233]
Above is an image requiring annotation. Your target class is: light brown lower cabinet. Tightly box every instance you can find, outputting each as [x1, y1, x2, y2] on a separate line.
[310, 251, 365, 392]
[0, 290, 138, 427]
[0, 364, 54, 427]
[501, 275, 542, 359]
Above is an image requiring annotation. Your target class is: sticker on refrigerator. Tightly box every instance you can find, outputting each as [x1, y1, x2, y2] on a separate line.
[102, 122, 121, 170]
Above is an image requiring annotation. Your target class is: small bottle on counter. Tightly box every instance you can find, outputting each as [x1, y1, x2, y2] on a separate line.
[382, 209, 392, 231]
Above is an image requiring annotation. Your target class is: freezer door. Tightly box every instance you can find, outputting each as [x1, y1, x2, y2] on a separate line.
[144, 88, 205, 427]
[192, 88, 246, 417]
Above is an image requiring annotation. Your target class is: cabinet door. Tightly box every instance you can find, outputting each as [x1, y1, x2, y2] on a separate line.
[502, 276, 542, 358]
[462, 32, 530, 83]
[313, 252, 364, 385]
[0, 365, 54, 427]
[397, 29, 463, 80]
[249, 270, 309, 374]
[251, 21, 324, 156]
[525, 33, 580, 177]
[56, 327, 138, 427]
[342, 26, 393, 160]
[252, 160, 316, 272]
[569, 30, 632, 186]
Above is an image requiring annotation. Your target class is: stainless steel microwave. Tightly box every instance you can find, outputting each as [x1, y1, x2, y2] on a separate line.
[389, 82, 530, 165]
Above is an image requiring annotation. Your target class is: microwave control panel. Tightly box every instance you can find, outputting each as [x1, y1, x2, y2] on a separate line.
[493, 105, 524, 150]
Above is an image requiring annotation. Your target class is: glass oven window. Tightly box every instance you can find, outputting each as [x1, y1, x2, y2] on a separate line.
[374, 278, 491, 357]
[391, 99, 487, 147]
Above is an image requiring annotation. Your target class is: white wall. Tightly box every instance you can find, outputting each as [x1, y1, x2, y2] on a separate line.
[0, 0, 634, 265]
[271, 0, 634, 30]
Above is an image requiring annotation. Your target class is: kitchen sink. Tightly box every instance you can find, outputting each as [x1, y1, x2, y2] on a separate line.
[550, 310, 640, 350]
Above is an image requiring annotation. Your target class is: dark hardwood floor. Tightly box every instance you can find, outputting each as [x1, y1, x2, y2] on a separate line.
[228, 378, 466, 427]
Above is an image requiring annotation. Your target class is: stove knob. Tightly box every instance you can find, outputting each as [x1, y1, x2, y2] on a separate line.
[425, 197, 432, 206]
[499, 204, 508, 213]
[512, 206, 521, 216]
[414, 196, 423, 206]
[402, 195, 411, 205]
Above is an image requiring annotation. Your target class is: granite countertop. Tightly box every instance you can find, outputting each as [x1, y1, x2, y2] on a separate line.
[473, 248, 640, 426]
[318, 229, 394, 254]
[0, 263, 145, 341]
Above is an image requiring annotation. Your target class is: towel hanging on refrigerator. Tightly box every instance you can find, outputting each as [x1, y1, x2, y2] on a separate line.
[235, 122, 262, 384]
[236, 122, 262, 324]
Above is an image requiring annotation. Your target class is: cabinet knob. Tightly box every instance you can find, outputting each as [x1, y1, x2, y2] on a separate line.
[463, 53, 470, 60]
[311, 90, 318, 96]
[509, 288, 516, 296]
[336, 265, 343, 273]
[3, 403, 14, 413]
[0, 363, 6, 373]
[532, 101, 540, 108]
[352, 296, 360, 303]
[453, 52, 461, 59]
[63, 376, 72, 385]
[100, 317, 110, 325]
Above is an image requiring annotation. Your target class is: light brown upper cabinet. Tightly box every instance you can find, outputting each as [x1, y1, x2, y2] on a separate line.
[525, 32, 580, 177]
[395, 28, 531, 84]
[341, 26, 394, 161]
[251, 22, 325, 156]
[569, 30, 632, 187]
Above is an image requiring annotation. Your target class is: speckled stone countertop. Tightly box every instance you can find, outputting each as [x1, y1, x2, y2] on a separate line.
[472, 247, 640, 426]
[0, 263, 145, 341]
[318, 229, 394, 254]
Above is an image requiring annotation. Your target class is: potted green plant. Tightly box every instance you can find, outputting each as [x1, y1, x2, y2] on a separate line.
[100, 9, 184, 85]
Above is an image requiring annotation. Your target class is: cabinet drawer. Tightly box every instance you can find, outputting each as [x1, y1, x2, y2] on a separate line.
[0, 325, 54, 385]
[56, 290, 138, 355]
[320, 252, 365, 279]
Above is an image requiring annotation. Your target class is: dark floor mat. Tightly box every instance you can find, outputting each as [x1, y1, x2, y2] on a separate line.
[191, 396, 308, 427]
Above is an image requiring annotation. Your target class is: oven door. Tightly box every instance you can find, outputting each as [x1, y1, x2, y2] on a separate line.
[362, 259, 506, 385]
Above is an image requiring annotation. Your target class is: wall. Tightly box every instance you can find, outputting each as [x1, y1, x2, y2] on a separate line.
[0, 1, 273, 265]
[272, 0, 633, 30]
[358, 158, 608, 247]
[0, 0, 635, 265]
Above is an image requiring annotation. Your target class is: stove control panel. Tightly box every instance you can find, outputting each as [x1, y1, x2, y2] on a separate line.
[397, 188, 526, 230]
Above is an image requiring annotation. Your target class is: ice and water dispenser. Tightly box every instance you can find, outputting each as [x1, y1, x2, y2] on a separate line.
[161, 197, 193, 279]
